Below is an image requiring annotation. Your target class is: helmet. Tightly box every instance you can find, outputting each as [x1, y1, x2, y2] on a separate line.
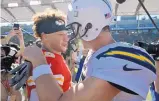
[67, 0, 113, 41]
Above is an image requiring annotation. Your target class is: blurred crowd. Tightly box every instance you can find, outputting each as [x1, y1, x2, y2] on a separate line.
[1, 8, 159, 101]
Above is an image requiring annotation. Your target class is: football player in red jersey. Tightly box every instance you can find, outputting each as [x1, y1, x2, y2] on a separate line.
[26, 9, 72, 101]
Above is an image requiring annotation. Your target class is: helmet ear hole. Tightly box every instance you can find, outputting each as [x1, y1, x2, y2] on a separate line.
[80, 23, 92, 38]
[85, 23, 92, 30]
[116, 0, 126, 4]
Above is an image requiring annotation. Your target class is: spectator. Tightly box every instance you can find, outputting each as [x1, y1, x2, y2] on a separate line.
[75, 49, 89, 82]
[1, 71, 22, 101]
[1, 45, 22, 101]
[1, 28, 25, 101]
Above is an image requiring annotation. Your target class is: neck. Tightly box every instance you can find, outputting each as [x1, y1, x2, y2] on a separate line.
[92, 33, 115, 51]
[42, 44, 61, 55]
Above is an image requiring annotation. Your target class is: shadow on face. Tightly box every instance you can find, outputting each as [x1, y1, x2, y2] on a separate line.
[81, 39, 92, 49]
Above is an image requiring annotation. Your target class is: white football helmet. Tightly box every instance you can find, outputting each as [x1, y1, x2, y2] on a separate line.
[67, 0, 113, 41]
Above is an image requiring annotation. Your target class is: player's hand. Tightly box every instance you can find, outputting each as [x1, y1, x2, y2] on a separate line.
[23, 45, 47, 69]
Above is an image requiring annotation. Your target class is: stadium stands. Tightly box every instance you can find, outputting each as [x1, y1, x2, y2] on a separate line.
[1, 16, 158, 45]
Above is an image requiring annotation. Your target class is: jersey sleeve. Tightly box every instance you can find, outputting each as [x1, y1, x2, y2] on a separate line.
[89, 43, 156, 99]
[47, 60, 64, 86]
[43, 51, 64, 86]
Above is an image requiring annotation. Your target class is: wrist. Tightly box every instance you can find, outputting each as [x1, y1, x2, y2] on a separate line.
[33, 61, 47, 69]
[33, 64, 52, 81]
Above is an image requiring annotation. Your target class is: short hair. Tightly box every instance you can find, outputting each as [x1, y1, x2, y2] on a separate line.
[32, 9, 66, 38]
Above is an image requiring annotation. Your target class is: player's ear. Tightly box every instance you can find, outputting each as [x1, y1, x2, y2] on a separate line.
[41, 33, 47, 42]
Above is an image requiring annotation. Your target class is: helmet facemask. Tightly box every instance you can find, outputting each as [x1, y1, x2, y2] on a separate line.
[66, 22, 81, 52]
[67, 22, 94, 42]
[67, 22, 94, 51]
[67, 22, 81, 43]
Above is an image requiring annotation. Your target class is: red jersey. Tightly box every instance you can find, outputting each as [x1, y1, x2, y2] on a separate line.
[26, 49, 71, 100]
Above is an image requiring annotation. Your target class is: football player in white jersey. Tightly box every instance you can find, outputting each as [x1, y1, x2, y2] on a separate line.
[22, 0, 157, 101]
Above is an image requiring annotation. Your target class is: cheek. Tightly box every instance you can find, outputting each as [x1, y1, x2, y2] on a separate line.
[60, 41, 65, 48]
[60, 38, 65, 45]
[56, 39, 64, 48]
[82, 41, 90, 49]
[82, 40, 86, 46]
[45, 38, 56, 47]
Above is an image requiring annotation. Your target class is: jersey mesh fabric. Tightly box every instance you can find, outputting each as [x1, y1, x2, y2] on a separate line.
[26, 49, 71, 99]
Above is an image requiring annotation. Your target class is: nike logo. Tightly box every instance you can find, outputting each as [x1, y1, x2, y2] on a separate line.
[123, 64, 142, 71]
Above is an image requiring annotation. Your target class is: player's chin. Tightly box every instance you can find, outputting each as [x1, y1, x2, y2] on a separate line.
[61, 47, 67, 53]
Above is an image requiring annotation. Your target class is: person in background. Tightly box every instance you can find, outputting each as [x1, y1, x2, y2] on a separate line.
[1, 27, 25, 56]
[75, 49, 89, 82]
[1, 28, 25, 101]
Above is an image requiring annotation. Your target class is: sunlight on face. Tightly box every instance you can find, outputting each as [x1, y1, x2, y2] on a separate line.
[42, 31, 69, 53]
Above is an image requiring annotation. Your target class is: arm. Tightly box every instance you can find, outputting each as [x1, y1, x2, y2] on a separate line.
[12, 90, 22, 101]
[5, 32, 15, 43]
[154, 61, 159, 93]
[5, 29, 25, 57]
[16, 38, 25, 57]
[23, 45, 120, 101]
[14, 29, 25, 57]
[35, 73, 120, 101]
[1, 82, 8, 101]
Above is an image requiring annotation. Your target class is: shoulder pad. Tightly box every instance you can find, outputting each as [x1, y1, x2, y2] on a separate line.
[44, 52, 55, 58]
[94, 42, 155, 73]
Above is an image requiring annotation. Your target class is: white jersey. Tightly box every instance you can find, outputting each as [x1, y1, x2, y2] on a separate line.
[84, 42, 156, 100]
